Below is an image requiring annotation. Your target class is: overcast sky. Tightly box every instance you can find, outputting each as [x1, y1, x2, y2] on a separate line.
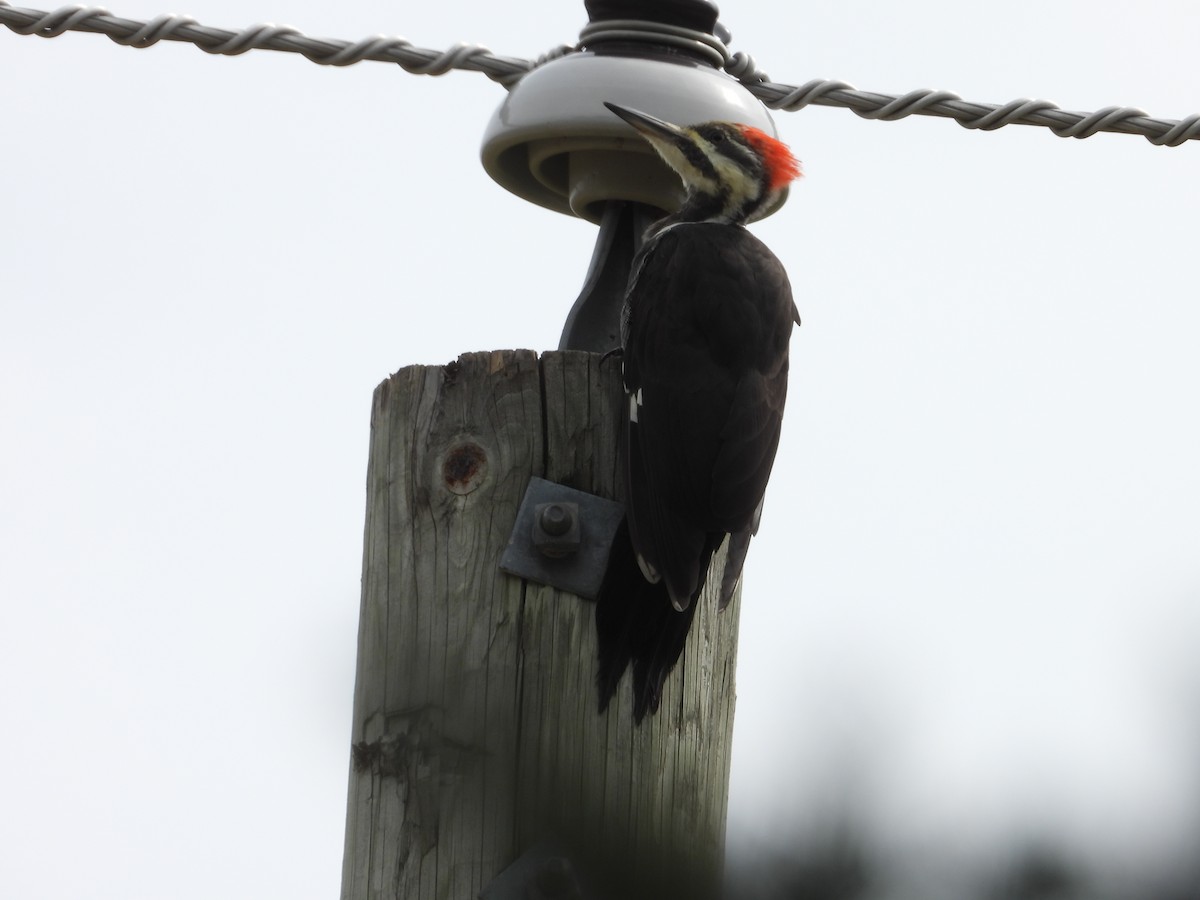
[3, 1, 1199, 897]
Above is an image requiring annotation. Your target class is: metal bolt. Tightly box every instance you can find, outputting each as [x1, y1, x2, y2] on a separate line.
[539, 503, 573, 536]
[532, 501, 581, 558]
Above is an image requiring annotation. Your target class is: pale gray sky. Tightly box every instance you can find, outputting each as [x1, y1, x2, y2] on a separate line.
[2, 1, 1198, 897]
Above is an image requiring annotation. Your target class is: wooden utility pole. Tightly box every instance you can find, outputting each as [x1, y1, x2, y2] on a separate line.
[340, 350, 740, 900]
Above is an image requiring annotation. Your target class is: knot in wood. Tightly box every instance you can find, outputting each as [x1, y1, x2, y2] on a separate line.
[442, 441, 488, 494]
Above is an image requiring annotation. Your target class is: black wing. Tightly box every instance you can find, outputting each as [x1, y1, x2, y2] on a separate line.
[595, 223, 796, 719]
[621, 223, 796, 609]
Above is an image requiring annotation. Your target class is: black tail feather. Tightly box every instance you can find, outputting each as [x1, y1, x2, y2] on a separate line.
[596, 520, 719, 722]
[628, 597, 698, 720]
[595, 519, 643, 712]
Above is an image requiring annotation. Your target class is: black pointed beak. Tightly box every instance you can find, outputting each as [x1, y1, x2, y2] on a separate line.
[603, 102, 686, 143]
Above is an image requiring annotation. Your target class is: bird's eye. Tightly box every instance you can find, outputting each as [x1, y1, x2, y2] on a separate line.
[711, 132, 726, 143]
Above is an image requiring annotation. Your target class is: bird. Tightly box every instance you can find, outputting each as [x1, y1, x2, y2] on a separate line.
[595, 102, 802, 721]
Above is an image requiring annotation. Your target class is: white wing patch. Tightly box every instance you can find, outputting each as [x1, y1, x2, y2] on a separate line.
[628, 388, 643, 423]
[636, 553, 661, 584]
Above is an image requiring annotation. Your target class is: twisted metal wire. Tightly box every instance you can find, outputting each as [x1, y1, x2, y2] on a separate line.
[0, 0, 547, 84]
[731, 61, 1200, 147]
[2, 0, 1197, 146]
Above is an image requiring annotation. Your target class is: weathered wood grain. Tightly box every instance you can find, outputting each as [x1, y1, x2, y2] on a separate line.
[340, 350, 740, 900]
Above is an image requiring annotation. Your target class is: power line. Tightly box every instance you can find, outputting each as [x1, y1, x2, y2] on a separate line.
[2, 1, 1197, 147]
[745, 78, 1200, 147]
[0, 1, 547, 84]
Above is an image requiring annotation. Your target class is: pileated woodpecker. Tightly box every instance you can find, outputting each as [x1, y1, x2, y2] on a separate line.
[595, 103, 802, 721]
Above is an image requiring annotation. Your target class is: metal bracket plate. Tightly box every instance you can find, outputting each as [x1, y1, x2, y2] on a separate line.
[499, 476, 625, 600]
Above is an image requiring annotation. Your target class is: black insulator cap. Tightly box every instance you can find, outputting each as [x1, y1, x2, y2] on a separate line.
[585, 0, 720, 36]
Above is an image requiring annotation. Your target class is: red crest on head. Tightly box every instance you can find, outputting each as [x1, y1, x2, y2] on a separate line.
[738, 126, 802, 191]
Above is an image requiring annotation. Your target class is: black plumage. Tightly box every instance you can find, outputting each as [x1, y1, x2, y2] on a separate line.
[597, 220, 798, 719]
[595, 104, 800, 721]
